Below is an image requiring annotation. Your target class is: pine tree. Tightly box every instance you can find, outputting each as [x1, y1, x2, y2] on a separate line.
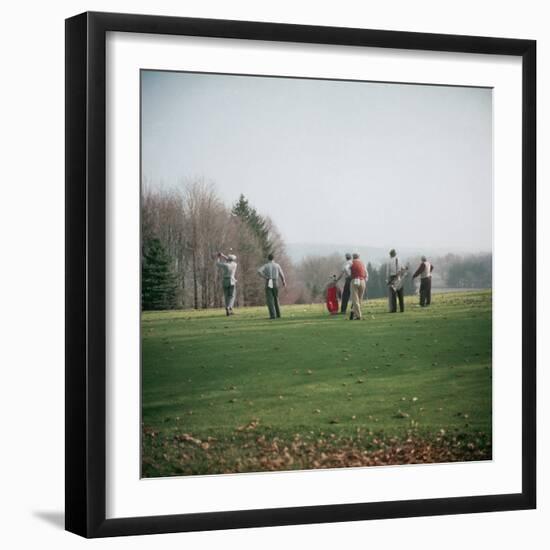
[366, 262, 381, 298]
[402, 266, 415, 296]
[232, 194, 273, 257]
[231, 194, 251, 220]
[142, 238, 177, 310]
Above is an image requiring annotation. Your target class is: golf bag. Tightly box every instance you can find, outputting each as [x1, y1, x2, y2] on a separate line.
[326, 285, 339, 314]
[388, 266, 409, 292]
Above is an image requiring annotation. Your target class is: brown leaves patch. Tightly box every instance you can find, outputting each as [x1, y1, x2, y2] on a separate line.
[142, 426, 492, 477]
[180, 433, 202, 445]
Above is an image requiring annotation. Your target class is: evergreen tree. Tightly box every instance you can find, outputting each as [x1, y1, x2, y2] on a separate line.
[366, 262, 383, 299]
[142, 238, 177, 310]
[231, 194, 251, 220]
[232, 194, 273, 257]
[402, 264, 415, 296]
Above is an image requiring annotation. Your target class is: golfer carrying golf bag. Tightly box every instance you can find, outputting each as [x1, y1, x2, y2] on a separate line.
[386, 249, 405, 313]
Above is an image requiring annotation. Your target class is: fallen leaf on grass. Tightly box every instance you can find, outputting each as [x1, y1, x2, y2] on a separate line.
[178, 433, 202, 446]
[237, 419, 260, 431]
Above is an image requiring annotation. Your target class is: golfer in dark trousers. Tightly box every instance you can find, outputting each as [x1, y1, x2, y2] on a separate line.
[386, 248, 404, 313]
[335, 253, 353, 314]
[257, 254, 286, 319]
[413, 255, 434, 307]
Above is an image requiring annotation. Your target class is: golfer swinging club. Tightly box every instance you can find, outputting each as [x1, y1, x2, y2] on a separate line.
[216, 251, 237, 316]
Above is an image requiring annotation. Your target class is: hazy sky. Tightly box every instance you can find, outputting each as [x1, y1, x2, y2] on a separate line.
[142, 70, 492, 252]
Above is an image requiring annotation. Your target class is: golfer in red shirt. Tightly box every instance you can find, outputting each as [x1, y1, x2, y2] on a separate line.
[349, 253, 368, 320]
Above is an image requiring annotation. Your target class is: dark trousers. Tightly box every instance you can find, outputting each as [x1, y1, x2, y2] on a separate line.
[420, 277, 432, 306]
[389, 287, 405, 312]
[265, 287, 281, 318]
[341, 277, 352, 313]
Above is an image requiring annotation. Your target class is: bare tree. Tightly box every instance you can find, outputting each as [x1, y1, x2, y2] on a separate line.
[142, 178, 292, 310]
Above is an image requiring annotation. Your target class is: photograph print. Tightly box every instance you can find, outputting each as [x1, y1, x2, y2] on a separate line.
[140, 70, 493, 478]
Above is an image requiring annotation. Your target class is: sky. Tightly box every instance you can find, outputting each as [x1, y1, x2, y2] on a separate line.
[141, 70, 493, 253]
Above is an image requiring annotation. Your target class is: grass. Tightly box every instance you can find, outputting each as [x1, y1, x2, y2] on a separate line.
[142, 290, 492, 477]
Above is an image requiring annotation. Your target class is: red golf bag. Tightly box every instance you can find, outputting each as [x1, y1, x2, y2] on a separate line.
[326, 285, 339, 314]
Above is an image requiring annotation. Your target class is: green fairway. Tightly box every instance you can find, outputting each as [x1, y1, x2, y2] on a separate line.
[142, 290, 492, 476]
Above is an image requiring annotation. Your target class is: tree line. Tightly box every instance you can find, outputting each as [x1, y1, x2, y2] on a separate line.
[142, 181, 492, 310]
[439, 253, 492, 288]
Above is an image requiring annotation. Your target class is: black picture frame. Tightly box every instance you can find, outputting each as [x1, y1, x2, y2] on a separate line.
[65, 11, 536, 538]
